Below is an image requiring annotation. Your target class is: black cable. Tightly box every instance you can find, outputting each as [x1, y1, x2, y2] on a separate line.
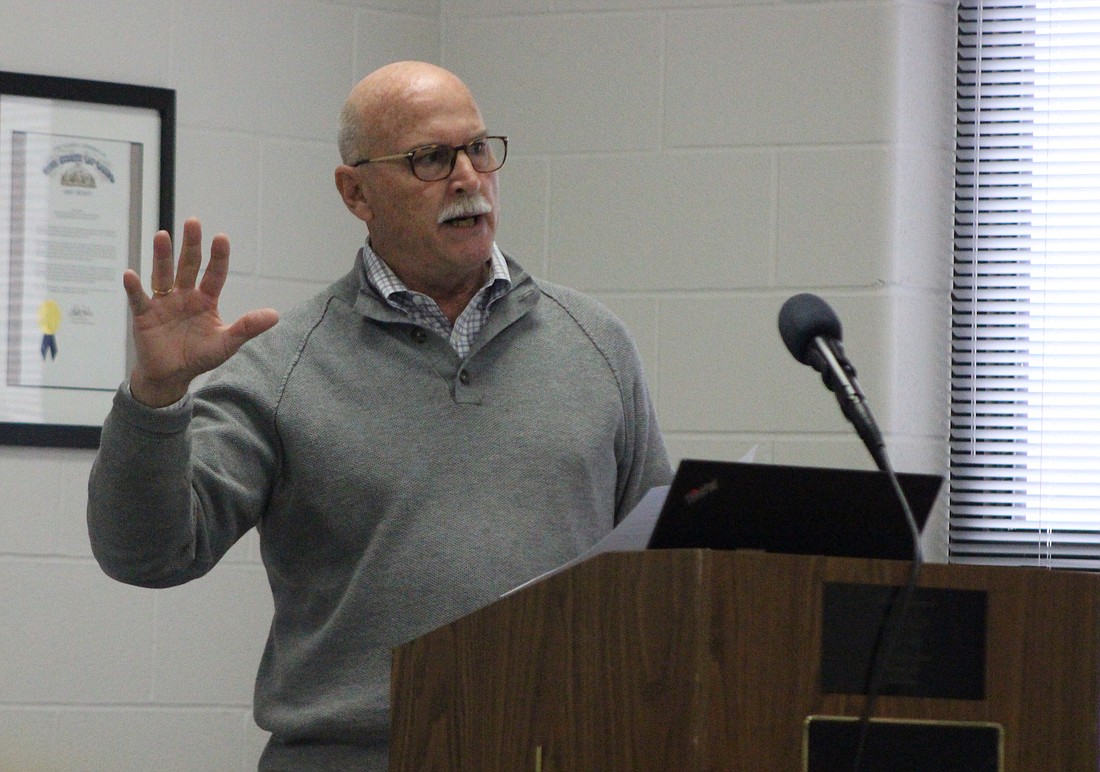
[848, 453, 924, 772]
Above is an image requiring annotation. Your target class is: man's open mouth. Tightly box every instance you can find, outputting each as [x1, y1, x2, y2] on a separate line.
[443, 214, 482, 228]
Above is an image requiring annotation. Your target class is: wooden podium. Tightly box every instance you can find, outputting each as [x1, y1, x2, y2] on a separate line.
[390, 550, 1100, 770]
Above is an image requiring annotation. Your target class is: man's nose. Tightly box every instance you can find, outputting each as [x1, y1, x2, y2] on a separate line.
[448, 150, 482, 193]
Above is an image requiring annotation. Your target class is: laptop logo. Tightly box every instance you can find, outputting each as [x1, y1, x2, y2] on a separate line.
[684, 478, 719, 506]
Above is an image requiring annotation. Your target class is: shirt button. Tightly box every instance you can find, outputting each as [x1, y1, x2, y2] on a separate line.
[459, 371, 471, 386]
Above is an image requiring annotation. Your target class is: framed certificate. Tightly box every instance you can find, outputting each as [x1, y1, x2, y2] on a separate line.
[0, 71, 174, 447]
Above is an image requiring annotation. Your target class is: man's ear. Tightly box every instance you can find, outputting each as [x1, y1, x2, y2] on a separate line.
[335, 166, 373, 224]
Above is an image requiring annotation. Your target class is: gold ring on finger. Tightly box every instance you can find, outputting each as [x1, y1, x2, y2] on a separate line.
[152, 286, 175, 297]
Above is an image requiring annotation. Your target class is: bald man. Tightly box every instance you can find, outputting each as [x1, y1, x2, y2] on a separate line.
[88, 61, 671, 771]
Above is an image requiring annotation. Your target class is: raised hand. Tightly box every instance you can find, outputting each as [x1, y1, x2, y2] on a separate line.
[123, 217, 280, 407]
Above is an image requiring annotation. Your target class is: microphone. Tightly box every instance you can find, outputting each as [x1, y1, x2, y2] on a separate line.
[777, 293, 887, 470]
[778, 292, 924, 772]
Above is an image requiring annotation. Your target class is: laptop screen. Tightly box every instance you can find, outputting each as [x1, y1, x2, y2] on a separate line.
[647, 459, 944, 560]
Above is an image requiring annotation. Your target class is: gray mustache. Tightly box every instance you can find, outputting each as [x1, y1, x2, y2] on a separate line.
[437, 194, 492, 224]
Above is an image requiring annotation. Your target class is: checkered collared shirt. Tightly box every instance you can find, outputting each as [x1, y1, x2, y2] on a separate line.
[360, 241, 512, 359]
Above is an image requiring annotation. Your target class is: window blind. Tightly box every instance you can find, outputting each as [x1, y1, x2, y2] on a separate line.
[952, 1, 1100, 567]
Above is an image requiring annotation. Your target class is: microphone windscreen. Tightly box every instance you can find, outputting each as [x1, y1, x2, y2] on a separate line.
[778, 293, 843, 365]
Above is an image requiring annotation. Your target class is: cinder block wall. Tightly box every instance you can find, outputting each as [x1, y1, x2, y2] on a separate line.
[0, 0, 954, 768]
[451, 0, 955, 549]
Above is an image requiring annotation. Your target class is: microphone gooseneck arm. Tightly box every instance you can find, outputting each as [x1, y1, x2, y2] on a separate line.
[807, 336, 888, 472]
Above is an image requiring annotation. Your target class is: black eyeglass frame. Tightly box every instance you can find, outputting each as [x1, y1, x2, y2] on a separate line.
[350, 135, 508, 181]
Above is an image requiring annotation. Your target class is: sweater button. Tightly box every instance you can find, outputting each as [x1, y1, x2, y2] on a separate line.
[459, 370, 471, 386]
[411, 329, 427, 344]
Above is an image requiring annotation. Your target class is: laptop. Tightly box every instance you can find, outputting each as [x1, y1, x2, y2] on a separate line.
[647, 459, 944, 560]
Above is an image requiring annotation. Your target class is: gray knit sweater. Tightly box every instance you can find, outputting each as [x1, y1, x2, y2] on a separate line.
[87, 253, 672, 770]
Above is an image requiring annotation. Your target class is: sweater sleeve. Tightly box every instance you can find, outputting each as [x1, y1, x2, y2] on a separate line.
[613, 336, 674, 522]
[87, 380, 275, 588]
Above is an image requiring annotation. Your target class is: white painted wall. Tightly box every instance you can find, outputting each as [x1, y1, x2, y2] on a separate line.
[0, 0, 955, 768]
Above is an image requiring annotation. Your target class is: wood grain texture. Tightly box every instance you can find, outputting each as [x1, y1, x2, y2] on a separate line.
[390, 550, 1100, 771]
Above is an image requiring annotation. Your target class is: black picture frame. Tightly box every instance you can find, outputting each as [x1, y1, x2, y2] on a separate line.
[0, 71, 174, 448]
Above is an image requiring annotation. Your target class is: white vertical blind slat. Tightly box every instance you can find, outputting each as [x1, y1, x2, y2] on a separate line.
[952, 1, 1100, 567]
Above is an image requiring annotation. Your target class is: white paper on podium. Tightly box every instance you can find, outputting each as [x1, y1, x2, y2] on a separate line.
[502, 447, 758, 598]
[502, 484, 670, 598]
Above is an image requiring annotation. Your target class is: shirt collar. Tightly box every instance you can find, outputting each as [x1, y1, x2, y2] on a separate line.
[361, 239, 511, 305]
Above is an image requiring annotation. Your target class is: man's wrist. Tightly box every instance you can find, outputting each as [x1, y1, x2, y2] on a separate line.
[127, 373, 189, 409]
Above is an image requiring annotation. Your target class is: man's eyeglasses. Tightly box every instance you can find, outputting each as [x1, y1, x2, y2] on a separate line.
[351, 136, 508, 182]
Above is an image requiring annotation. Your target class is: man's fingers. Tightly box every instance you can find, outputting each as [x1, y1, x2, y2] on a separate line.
[150, 230, 175, 296]
[122, 269, 150, 313]
[231, 308, 281, 341]
[198, 233, 231, 298]
[225, 309, 281, 349]
[175, 217, 205, 289]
